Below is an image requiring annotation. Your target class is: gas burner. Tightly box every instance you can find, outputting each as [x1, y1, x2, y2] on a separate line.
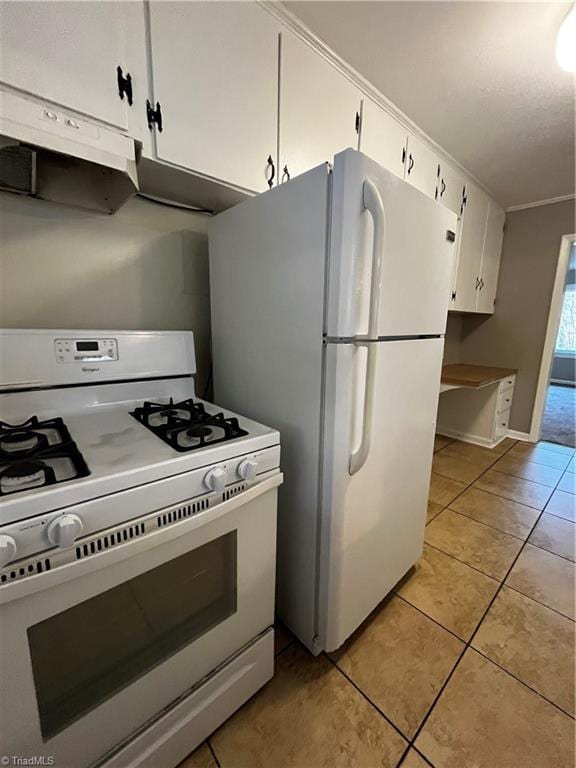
[131, 398, 249, 453]
[0, 417, 90, 496]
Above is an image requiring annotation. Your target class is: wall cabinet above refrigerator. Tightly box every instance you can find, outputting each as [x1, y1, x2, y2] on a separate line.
[278, 30, 362, 183]
[146, 1, 280, 195]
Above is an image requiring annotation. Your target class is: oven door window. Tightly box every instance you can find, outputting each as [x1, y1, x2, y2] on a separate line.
[27, 532, 237, 740]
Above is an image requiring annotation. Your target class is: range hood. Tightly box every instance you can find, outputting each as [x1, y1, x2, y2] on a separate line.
[0, 90, 138, 214]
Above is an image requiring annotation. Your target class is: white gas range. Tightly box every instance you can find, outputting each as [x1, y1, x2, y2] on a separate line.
[0, 329, 282, 768]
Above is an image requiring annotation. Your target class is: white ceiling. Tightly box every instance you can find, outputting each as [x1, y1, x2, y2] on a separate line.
[286, 1, 575, 208]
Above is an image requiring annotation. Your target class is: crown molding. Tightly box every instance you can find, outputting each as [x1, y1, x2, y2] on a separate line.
[259, 0, 502, 205]
[506, 194, 576, 213]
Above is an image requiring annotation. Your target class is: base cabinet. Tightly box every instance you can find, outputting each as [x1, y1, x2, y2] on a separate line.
[437, 375, 515, 448]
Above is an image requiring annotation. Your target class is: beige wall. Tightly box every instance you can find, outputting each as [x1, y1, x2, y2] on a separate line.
[443, 315, 463, 364]
[458, 199, 576, 434]
[0, 192, 212, 393]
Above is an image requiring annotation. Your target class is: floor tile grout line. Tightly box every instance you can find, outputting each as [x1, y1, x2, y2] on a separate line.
[407, 437, 573, 757]
[394, 592, 469, 644]
[206, 739, 221, 768]
[396, 588, 575, 720]
[423, 540, 506, 582]
[435, 504, 529, 542]
[501, 581, 575, 623]
[445, 504, 533, 541]
[455, 482, 548, 511]
[324, 653, 412, 747]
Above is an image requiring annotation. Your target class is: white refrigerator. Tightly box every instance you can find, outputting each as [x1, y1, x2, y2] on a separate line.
[209, 149, 457, 654]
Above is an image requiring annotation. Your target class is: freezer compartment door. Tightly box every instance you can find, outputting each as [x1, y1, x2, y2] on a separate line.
[327, 149, 457, 338]
[319, 337, 443, 652]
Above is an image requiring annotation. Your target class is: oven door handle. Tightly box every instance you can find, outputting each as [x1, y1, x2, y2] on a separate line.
[0, 473, 283, 604]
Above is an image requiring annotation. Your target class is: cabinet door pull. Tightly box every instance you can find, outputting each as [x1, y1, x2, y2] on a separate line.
[408, 154, 414, 174]
[266, 155, 275, 189]
[355, 111, 360, 134]
[402, 146, 407, 164]
[475, 277, 480, 289]
[479, 278, 484, 290]
[441, 179, 446, 196]
[282, 165, 291, 183]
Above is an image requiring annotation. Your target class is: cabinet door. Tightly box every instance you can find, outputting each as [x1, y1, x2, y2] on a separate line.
[279, 30, 361, 180]
[438, 161, 466, 215]
[403, 134, 440, 199]
[0, 1, 133, 130]
[477, 200, 505, 314]
[148, 1, 279, 193]
[452, 181, 489, 312]
[358, 99, 408, 179]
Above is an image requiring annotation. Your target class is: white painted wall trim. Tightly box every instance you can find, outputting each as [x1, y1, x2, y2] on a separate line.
[436, 426, 508, 450]
[260, 0, 501, 204]
[506, 194, 576, 213]
[507, 429, 532, 443]
[529, 233, 576, 443]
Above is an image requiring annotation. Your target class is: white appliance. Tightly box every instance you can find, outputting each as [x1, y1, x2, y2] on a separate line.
[209, 149, 457, 654]
[0, 90, 138, 213]
[0, 329, 282, 768]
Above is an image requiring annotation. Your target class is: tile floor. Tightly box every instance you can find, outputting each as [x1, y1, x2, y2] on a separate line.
[180, 437, 575, 768]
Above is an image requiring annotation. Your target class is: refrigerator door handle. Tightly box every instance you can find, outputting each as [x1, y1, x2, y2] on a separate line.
[349, 340, 378, 475]
[348, 179, 385, 475]
[362, 178, 386, 339]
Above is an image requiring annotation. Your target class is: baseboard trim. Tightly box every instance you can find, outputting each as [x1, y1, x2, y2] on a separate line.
[436, 427, 503, 449]
[507, 430, 532, 443]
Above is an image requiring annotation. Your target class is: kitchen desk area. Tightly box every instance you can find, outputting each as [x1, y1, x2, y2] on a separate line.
[437, 364, 517, 448]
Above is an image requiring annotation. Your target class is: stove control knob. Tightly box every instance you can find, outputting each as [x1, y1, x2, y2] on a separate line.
[238, 459, 258, 482]
[47, 514, 84, 549]
[0, 535, 17, 569]
[204, 467, 227, 493]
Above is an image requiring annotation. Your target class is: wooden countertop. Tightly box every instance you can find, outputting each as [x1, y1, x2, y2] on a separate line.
[441, 364, 517, 389]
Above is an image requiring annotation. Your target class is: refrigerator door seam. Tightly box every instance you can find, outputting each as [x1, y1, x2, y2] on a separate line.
[325, 334, 444, 344]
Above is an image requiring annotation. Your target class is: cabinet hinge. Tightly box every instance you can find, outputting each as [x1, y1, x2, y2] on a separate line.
[146, 100, 163, 132]
[355, 111, 360, 134]
[117, 66, 133, 106]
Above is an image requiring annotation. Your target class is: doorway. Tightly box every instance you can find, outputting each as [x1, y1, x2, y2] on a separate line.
[531, 236, 576, 446]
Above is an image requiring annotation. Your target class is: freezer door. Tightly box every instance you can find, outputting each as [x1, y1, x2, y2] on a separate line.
[327, 149, 458, 338]
[319, 337, 443, 652]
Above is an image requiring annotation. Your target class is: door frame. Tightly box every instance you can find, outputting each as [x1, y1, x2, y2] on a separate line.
[529, 233, 576, 442]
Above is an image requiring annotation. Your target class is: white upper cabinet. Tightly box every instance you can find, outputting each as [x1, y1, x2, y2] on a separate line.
[279, 30, 362, 180]
[403, 134, 440, 200]
[0, 1, 135, 130]
[358, 99, 407, 179]
[476, 200, 505, 314]
[437, 161, 466, 215]
[452, 181, 490, 312]
[148, 1, 280, 193]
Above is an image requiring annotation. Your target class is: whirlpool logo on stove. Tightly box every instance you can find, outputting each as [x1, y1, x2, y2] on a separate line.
[82, 367, 100, 373]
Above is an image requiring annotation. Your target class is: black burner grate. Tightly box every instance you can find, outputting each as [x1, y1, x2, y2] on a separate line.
[0, 416, 90, 496]
[130, 398, 249, 452]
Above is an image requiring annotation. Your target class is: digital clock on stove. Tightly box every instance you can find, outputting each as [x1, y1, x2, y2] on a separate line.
[54, 337, 119, 363]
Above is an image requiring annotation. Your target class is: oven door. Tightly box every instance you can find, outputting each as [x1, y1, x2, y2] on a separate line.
[0, 475, 280, 768]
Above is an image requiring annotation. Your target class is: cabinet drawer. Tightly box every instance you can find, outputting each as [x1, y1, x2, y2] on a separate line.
[495, 408, 511, 440]
[497, 389, 514, 415]
[499, 375, 516, 394]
